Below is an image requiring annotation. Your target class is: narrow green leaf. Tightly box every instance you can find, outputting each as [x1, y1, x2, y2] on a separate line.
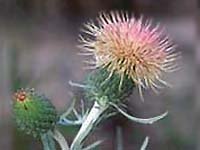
[140, 137, 149, 150]
[110, 102, 168, 124]
[82, 140, 104, 150]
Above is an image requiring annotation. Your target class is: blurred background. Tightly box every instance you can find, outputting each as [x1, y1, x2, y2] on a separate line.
[0, 0, 197, 150]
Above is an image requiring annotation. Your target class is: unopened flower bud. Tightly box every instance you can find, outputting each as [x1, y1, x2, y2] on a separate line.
[13, 88, 58, 137]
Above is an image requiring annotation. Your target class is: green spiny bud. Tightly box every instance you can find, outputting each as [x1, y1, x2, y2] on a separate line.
[13, 88, 58, 138]
[84, 68, 135, 106]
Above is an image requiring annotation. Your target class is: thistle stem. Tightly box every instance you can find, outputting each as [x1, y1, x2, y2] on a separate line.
[70, 101, 107, 150]
[116, 126, 123, 150]
[50, 129, 70, 150]
[41, 133, 56, 150]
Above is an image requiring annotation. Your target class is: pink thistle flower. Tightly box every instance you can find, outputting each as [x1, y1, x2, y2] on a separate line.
[79, 11, 180, 98]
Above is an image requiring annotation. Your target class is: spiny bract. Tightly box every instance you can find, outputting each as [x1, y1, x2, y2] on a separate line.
[84, 68, 134, 106]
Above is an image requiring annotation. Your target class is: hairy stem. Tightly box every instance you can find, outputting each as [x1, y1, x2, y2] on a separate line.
[50, 129, 70, 150]
[71, 101, 107, 150]
[41, 133, 56, 150]
[116, 126, 123, 150]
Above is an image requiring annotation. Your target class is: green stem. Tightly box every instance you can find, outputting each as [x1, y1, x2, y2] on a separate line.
[50, 129, 70, 150]
[41, 133, 56, 150]
[70, 101, 107, 150]
[116, 126, 123, 150]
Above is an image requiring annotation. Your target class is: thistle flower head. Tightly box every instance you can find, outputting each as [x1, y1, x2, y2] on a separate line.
[13, 88, 58, 137]
[80, 11, 179, 97]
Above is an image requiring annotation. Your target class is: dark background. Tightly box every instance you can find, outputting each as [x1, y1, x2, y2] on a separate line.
[0, 0, 197, 150]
